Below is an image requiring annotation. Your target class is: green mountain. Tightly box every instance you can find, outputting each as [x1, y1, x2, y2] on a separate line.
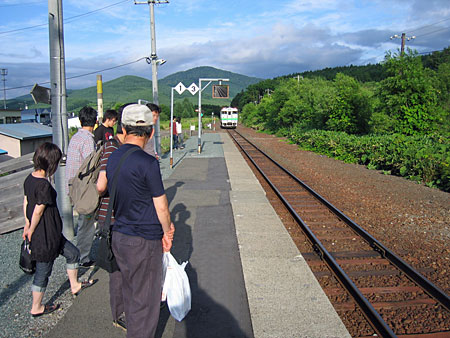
[7, 66, 263, 112]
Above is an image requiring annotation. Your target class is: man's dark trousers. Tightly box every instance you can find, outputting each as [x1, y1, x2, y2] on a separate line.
[112, 231, 163, 338]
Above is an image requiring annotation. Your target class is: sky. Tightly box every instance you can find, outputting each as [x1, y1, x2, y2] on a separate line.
[1, 0, 450, 99]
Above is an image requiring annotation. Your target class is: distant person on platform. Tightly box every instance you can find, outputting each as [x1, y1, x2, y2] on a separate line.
[143, 103, 161, 160]
[176, 116, 184, 149]
[66, 106, 98, 268]
[106, 104, 174, 337]
[94, 109, 118, 145]
[172, 116, 178, 150]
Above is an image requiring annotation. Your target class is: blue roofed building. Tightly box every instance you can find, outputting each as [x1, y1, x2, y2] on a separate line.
[0, 123, 52, 158]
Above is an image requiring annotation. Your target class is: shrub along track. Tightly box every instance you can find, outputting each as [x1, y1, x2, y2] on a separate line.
[228, 126, 450, 337]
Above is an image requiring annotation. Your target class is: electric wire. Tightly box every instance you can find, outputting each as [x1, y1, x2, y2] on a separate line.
[3, 56, 147, 91]
[0, 0, 131, 35]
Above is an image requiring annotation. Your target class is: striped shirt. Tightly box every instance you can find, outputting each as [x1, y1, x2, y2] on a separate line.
[66, 128, 95, 195]
[97, 138, 120, 224]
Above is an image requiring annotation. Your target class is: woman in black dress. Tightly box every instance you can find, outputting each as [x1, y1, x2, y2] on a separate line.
[23, 142, 96, 317]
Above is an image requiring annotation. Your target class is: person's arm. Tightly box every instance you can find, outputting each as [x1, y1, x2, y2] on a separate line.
[153, 194, 172, 234]
[97, 171, 107, 195]
[153, 194, 175, 251]
[25, 203, 46, 241]
[22, 196, 30, 240]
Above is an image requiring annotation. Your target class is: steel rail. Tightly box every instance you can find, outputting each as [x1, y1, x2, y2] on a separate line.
[230, 129, 450, 313]
[228, 130, 397, 338]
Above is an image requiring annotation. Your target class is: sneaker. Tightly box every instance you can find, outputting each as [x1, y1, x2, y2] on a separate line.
[113, 313, 127, 331]
[79, 260, 95, 268]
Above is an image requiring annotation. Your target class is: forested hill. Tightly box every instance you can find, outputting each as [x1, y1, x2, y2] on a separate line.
[280, 46, 450, 83]
[7, 66, 262, 112]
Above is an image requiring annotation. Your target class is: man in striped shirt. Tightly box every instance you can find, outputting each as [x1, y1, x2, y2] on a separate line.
[96, 104, 127, 331]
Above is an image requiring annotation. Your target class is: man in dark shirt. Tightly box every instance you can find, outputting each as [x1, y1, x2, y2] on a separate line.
[106, 104, 174, 337]
[94, 109, 118, 145]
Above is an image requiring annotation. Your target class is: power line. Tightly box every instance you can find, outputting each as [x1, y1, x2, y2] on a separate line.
[406, 17, 450, 35]
[414, 26, 450, 38]
[3, 56, 147, 92]
[0, 0, 131, 35]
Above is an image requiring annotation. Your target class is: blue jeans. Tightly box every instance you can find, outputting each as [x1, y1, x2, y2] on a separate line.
[31, 239, 80, 293]
[173, 134, 178, 149]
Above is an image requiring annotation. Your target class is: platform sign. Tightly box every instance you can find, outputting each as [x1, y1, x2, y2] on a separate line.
[212, 84, 229, 98]
[174, 82, 186, 95]
[187, 83, 199, 95]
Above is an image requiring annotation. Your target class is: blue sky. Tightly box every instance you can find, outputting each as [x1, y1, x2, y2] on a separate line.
[1, 0, 450, 99]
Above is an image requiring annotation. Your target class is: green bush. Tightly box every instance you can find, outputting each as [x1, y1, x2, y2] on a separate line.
[289, 128, 450, 191]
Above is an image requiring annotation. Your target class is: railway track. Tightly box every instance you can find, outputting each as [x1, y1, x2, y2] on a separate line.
[228, 129, 450, 338]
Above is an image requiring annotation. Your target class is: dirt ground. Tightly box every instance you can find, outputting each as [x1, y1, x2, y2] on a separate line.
[235, 125, 450, 294]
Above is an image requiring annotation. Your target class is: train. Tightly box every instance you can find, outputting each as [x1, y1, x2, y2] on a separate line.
[220, 107, 238, 128]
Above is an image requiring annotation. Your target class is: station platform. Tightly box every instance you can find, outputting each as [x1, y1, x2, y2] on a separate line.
[46, 132, 350, 338]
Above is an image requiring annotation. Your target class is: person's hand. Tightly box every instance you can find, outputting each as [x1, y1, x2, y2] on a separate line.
[166, 223, 175, 240]
[162, 223, 175, 252]
[162, 234, 172, 252]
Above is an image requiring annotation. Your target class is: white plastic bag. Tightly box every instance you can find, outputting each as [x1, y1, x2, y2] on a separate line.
[161, 252, 191, 321]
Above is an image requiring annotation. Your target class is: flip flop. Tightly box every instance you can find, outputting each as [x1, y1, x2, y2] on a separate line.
[72, 279, 98, 298]
[31, 304, 60, 318]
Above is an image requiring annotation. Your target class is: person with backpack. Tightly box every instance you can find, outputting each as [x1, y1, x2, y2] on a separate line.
[23, 142, 96, 317]
[66, 106, 98, 268]
[105, 104, 174, 337]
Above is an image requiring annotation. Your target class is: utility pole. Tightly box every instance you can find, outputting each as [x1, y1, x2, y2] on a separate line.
[48, 0, 73, 240]
[97, 75, 104, 121]
[390, 33, 416, 56]
[134, 0, 168, 156]
[1, 69, 7, 109]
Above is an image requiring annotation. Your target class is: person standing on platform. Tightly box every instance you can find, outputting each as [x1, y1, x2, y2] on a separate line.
[96, 104, 127, 331]
[24, 142, 96, 317]
[106, 104, 174, 338]
[66, 106, 98, 268]
[176, 117, 184, 149]
[143, 103, 161, 160]
[94, 109, 118, 145]
[172, 116, 178, 150]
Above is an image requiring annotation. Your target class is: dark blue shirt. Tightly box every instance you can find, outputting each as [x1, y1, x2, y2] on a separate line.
[106, 144, 165, 240]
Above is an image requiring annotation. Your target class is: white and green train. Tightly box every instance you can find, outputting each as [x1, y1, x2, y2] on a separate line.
[220, 107, 238, 129]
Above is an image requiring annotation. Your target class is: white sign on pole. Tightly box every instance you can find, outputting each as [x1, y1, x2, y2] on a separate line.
[174, 82, 186, 95]
[187, 83, 199, 95]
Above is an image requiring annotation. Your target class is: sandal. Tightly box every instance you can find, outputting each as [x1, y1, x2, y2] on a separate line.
[31, 304, 60, 318]
[72, 279, 98, 298]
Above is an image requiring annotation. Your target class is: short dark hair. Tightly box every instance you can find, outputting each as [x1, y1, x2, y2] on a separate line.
[124, 125, 153, 137]
[33, 142, 62, 177]
[146, 103, 160, 114]
[102, 109, 118, 123]
[117, 103, 134, 135]
[78, 106, 98, 127]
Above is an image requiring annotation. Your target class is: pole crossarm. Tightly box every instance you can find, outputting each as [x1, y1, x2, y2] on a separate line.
[134, 0, 169, 4]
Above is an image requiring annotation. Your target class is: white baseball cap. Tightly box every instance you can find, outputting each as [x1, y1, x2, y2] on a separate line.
[121, 104, 154, 126]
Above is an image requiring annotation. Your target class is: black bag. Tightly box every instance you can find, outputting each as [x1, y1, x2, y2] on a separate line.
[96, 147, 139, 273]
[19, 238, 36, 274]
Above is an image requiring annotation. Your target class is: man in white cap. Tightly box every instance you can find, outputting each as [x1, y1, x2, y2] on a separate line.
[106, 104, 174, 337]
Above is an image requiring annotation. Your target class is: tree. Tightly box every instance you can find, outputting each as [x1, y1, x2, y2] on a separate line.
[378, 50, 441, 135]
[326, 73, 372, 134]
